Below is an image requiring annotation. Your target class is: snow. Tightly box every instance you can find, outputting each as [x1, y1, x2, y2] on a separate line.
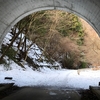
[2, 31, 61, 68]
[0, 32, 100, 89]
[0, 62, 100, 89]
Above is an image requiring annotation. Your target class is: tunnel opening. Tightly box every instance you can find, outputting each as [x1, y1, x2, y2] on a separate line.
[0, 9, 100, 90]
[0, 10, 93, 70]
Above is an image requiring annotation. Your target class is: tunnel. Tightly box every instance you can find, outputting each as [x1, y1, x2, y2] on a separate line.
[0, 0, 100, 46]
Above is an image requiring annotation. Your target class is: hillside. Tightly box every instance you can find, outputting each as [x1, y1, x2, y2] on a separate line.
[62, 17, 100, 68]
[80, 18, 100, 67]
[0, 10, 100, 69]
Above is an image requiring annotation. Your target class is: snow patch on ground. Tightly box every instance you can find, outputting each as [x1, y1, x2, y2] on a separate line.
[0, 63, 100, 89]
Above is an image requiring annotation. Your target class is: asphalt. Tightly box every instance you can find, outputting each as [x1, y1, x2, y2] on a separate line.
[1, 87, 81, 100]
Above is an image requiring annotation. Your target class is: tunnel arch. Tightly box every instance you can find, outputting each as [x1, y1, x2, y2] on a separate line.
[0, 0, 100, 46]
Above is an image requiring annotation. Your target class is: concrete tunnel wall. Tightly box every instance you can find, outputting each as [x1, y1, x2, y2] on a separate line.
[0, 0, 100, 46]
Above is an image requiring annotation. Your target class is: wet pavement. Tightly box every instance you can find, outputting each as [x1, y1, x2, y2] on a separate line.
[1, 87, 81, 100]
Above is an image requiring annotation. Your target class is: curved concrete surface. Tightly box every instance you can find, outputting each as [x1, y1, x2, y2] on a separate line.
[0, 0, 100, 46]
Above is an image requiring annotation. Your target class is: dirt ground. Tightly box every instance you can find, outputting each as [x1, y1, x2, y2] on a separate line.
[80, 18, 100, 67]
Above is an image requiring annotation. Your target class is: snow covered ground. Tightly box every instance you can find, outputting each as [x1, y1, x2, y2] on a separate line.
[0, 61, 100, 89]
[0, 32, 100, 90]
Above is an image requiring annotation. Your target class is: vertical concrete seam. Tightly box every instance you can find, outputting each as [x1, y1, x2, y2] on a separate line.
[53, 0, 56, 9]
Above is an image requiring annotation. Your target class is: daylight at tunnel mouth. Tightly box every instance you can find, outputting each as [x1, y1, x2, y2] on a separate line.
[0, 9, 100, 89]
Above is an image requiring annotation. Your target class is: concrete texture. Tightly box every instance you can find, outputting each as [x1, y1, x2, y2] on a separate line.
[0, 0, 100, 46]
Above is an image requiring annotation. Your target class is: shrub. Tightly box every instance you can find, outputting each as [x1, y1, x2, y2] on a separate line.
[79, 61, 88, 69]
[1, 45, 16, 60]
[60, 52, 79, 69]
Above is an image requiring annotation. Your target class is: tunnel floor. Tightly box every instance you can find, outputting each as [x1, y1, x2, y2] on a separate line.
[0, 86, 99, 100]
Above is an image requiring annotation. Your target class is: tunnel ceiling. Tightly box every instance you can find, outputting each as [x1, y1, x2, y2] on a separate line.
[0, 0, 100, 46]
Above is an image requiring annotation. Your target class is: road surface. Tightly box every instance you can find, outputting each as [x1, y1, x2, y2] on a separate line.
[1, 87, 81, 100]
